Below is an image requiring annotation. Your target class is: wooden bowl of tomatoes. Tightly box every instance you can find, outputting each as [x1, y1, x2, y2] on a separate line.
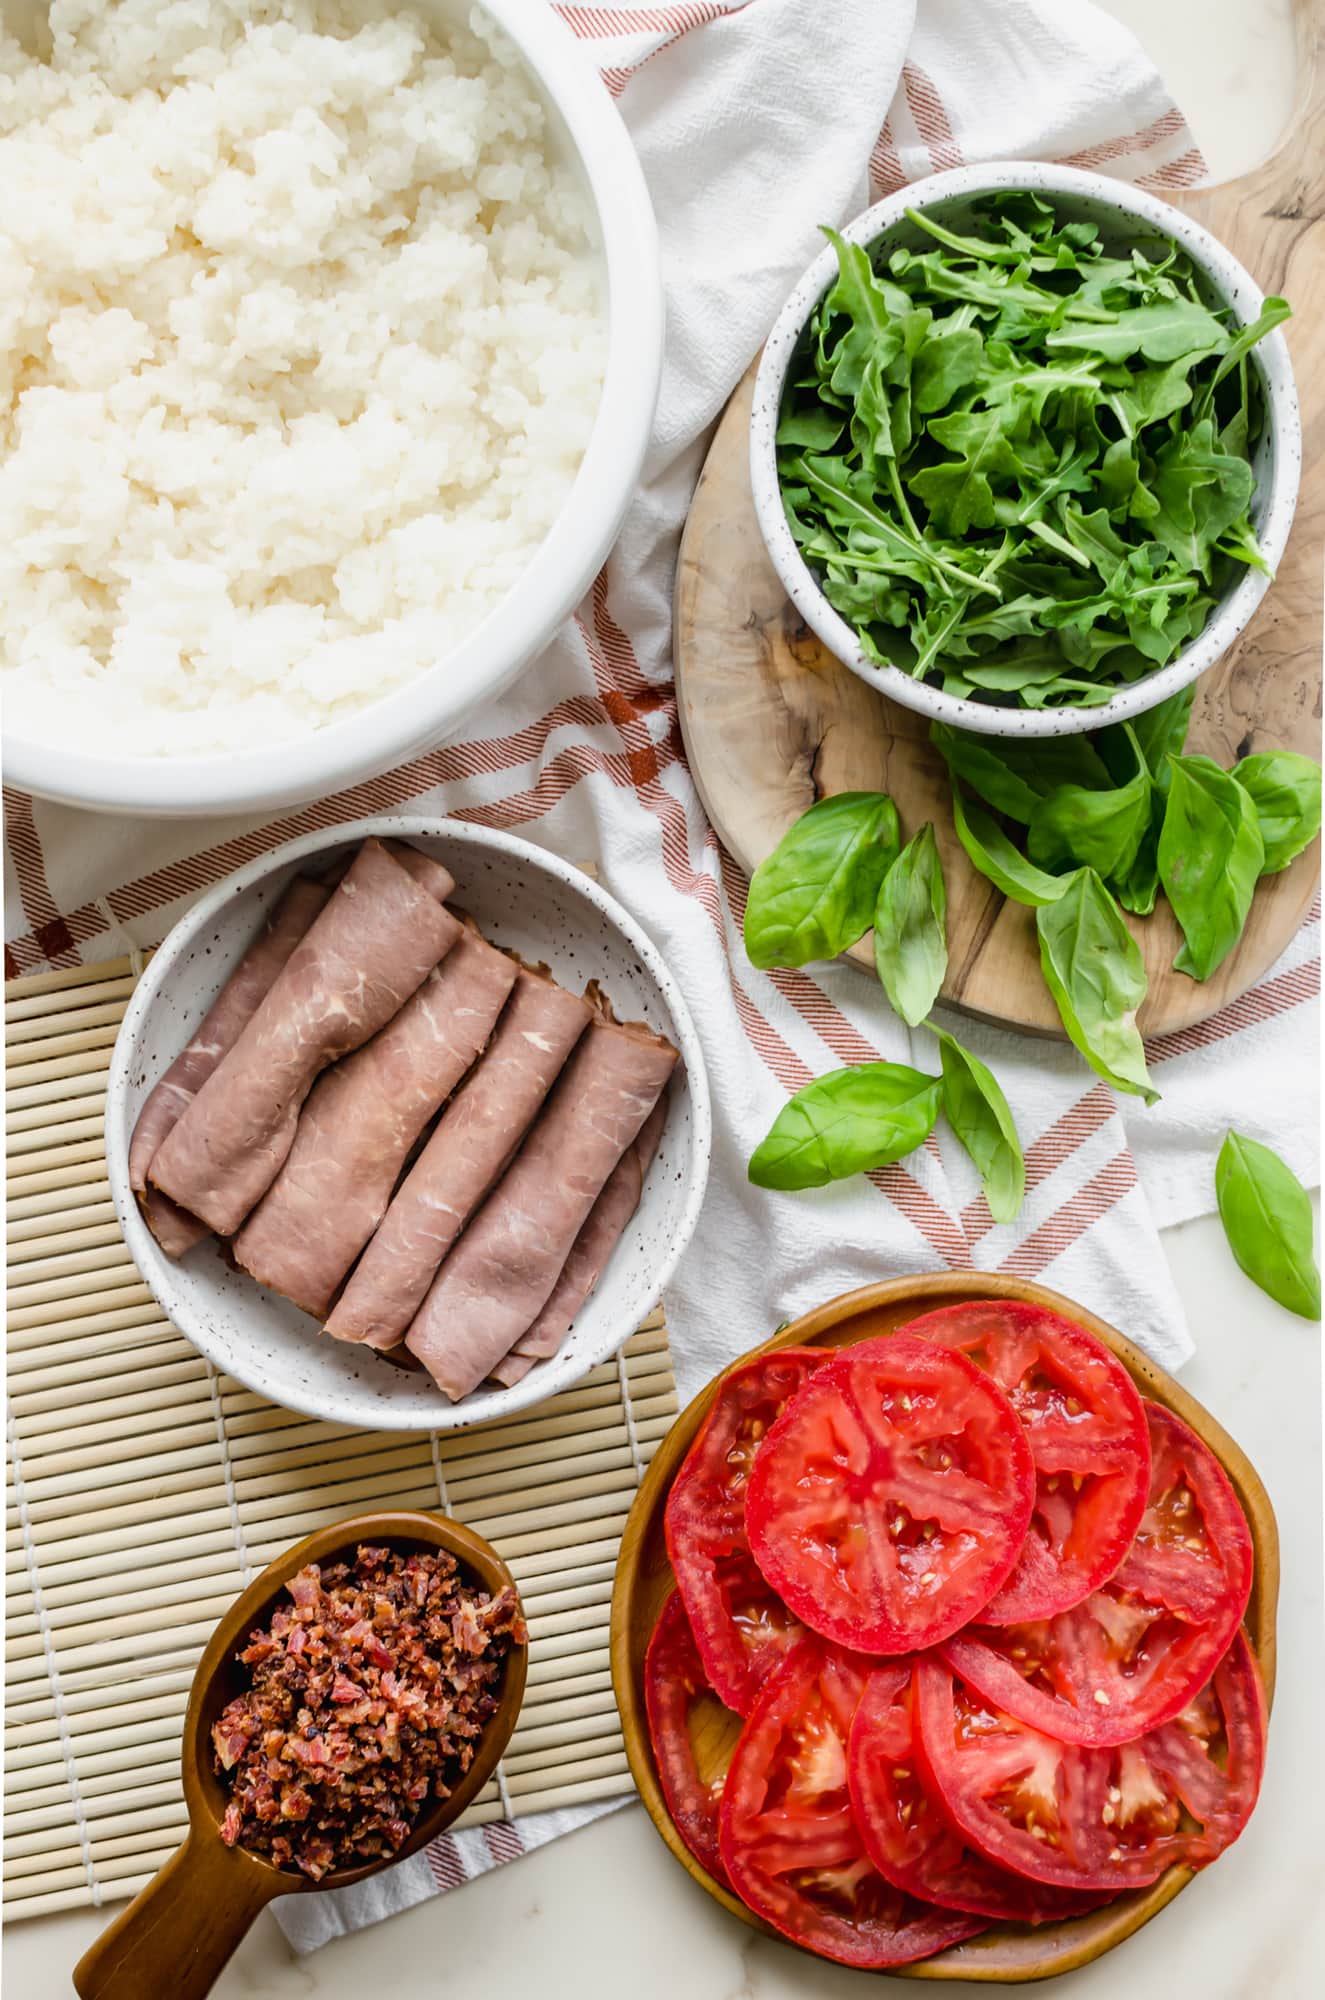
[609, 1272, 1276, 1981]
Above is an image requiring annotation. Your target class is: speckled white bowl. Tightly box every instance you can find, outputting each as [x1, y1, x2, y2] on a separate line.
[105, 818, 710, 1431]
[750, 161, 1301, 740]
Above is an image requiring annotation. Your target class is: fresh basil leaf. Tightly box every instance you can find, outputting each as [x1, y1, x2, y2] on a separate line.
[1232, 751, 1323, 874]
[873, 825, 947, 1026]
[1036, 869, 1159, 1104]
[1117, 687, 1195, 784]
[931, 723, 1040, 823]
[951, 787, 1069, 907]
[1027, 725, 1152, 883]
[743, 791, 899, 969]
[937, 1030, 1025, 1223]
[1158, 754, 1265, 979]
[1114, 794, 1165, 917]
[748, 1063, 942, 1190]
[1216, 1130, 1320, 1320]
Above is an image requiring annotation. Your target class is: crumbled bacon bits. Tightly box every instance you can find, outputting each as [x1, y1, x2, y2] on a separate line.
[213, 1543, 524, 1879]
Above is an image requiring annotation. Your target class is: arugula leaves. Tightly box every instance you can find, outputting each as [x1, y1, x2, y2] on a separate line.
[1216, 1131, 1321, 1320]
[777, 196, 1288, 710]
[874, 825, 947, 1025]
[743, 792, 899, 968]
[1158, 755, 1264, 980]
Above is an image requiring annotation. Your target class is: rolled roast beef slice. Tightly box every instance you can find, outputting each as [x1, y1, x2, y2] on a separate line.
[490, 1093, 668, 1388]
[326, 966, 593, 1350]
[386, 843, 455, 904]
[150, 840, 460, 1237]
[128, 877, 332, 1257]
[405, 1014, 679, 1401]
[231, 930, 518, 1318]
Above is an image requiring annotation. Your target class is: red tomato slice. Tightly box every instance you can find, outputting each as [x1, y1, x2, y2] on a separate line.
[719, 1639, 985, 1968]
[745, 1334, 1035, 1654]
[848, 1663, 1109, 1924]
[1133, 1628, 1266, 1868]
[644, 1591, 739, 1887]
[900, 1300, 1150, 1621]
[941, 1400, 1253, 1746]
[665, 1348, 827, 1712]
[914, 1637, 1265, 1894]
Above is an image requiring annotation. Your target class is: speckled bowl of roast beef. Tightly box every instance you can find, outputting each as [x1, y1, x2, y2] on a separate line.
[106, 817, 710, 1430]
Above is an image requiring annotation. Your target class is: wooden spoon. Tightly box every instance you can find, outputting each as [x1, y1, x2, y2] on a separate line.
[73, 1509, 528, 2000]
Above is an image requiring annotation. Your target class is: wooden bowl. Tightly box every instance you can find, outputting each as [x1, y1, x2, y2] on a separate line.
[73, 1510, 528, 2000]
[610, 1273, 1278, 1983]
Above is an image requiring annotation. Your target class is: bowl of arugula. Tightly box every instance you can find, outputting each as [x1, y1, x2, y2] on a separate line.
[750, 162, 1299, 738]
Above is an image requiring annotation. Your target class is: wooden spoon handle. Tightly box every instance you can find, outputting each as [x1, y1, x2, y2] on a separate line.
[72, 1830, 280, 2000]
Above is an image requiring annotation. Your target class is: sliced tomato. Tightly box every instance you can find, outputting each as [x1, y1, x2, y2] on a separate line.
[900, 1300, 1150, 1621]
[1113, 1402, 1255, 1625]
[718, 1639, 985, 1968]
[1132, 1628, 1266, 1868]
[942, 1400, 1253, 1746]
[848, 1663, 1108, 1924]
[745, 1334, 1034, 1654]
[644, 1591, 741, 1886]
[665, 1347, 827, 1712]
[914, 1639, 1265, 1895]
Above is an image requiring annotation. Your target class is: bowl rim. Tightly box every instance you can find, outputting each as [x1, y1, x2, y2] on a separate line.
[748, 159, 1301, 741]
[104, 814, 712, 1430]
[3, 0, 664, 816]
[610, 1270, 1278, 1983]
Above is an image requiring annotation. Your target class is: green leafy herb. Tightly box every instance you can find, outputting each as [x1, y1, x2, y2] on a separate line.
[1036, 869, 1158, 1104]
[873, 825, 947, 1025]
[1216, 1130, 1321, 1320]
[748, 1063, 943, 1190]
[930, 721, 1110, 823]
[1158, 755, 1264, 980]
[937, 1030, 1025, 1223]
[1232, 751, 1323, 874]
[951, 786, 1069, 906]
[777, 198, 1289, 712]
[1027, 724, 1152, 882]
[743, 791, 899, 969]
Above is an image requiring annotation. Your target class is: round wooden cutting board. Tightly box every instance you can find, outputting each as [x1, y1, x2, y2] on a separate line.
[674, 56, 1321, 1039]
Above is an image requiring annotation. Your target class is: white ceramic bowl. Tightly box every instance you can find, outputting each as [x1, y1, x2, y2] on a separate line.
[750, 161, 1301, 740]
[4, 0, 662, 816]
[105, 818, 710, 1429]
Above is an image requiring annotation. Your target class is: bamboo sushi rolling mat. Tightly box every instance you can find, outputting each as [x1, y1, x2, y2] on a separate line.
[4, 953, 680, 1921]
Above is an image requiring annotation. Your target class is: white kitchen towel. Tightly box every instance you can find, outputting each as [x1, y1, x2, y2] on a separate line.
[4, 0, 1317, 1951]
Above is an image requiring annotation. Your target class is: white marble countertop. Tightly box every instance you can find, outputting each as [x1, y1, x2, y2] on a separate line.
[4, 3, 1313, 1996]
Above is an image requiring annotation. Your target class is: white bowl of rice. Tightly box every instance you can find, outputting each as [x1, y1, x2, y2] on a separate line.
[0, 0, 662, 815]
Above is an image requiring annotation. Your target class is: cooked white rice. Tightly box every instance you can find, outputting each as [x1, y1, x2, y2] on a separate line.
[0, 0, 606, 756]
